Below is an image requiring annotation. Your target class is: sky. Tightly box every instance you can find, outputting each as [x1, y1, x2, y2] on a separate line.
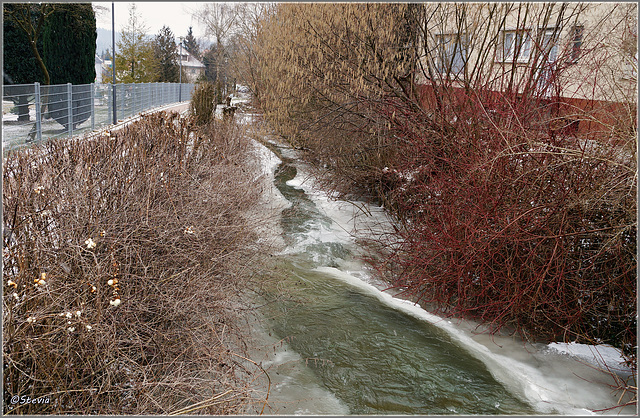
[93, 2, 209, 40]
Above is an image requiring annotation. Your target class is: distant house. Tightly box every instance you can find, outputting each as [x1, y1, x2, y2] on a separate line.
[100, 58, 113, 84]
[95, 55, 104, 83]
[177, 44, 205, 83]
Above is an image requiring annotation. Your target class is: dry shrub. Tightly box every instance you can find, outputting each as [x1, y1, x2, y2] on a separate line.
[375, 87, 637, 361]
[190, 82, 217, 126]
[3, 112, 268, 414]
[251, 2, 637, 407]
[253, 1, 637, 359]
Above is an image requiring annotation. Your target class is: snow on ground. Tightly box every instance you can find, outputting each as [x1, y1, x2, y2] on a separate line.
[547, 342, 631, 375]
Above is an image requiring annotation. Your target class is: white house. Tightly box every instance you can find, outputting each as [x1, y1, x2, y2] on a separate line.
[95, 54, 104, 83]
[177, 44, 205, 83]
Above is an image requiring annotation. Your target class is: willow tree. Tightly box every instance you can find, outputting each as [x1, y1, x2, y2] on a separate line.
[227, 3, 274, 97]
[254, 3, 419, 179]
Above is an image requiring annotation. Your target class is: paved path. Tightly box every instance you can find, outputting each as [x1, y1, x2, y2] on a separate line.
[100, 101, 191, 132]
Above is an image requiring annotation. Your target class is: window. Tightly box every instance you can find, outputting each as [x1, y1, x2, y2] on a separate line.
[536, 29, 560, 96]
[569, 25, 584, 63]
[621, 25, 637, 80]
[501, 30, 531, 62]
[541, 28, 559, 63]
[435, 33, 468, 75]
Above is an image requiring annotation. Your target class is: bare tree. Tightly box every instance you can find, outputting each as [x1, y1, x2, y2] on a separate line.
[195, 3, 241, 89]
[228, 3, 275, 96]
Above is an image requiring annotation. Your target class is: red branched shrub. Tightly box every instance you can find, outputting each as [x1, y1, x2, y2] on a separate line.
[376, 89, 636, 360]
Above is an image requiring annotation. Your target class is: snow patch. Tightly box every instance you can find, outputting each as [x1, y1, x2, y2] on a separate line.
[547, 342, 630, 374]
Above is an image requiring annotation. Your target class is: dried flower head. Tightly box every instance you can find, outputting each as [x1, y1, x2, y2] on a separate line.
[85, 238, 96, 249]
[26, 316, 36, 323]
[67, 327, 76, 333]
[110, 298, 121, 307]
[7, 280, 17, 288]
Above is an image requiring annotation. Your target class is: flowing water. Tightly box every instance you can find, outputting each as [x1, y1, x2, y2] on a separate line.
[239, 113, 635, 416]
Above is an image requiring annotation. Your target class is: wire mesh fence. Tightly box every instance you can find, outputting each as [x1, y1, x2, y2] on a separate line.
[2, 82, 194, 153]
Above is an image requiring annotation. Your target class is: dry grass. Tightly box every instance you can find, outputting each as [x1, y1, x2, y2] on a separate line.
[3, 111, 271, 414]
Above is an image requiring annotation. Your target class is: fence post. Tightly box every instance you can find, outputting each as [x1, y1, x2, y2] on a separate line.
[112, 82, 117, 125]
[107, 84, 112, 124]
[67, 83, 73, 138]
[34, 82, 42, 142]
[91, 83, 95, 131]
[133, 84, 137, 115]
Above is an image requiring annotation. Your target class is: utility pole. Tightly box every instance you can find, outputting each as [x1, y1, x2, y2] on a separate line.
[178, 38, 183, 102]
[112, 2, 117, 124]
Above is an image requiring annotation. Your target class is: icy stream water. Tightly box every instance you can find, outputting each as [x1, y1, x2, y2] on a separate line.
[239, 112, 635, 416]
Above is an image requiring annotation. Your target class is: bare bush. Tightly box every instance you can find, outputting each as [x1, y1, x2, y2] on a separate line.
[252, 2, 637, 406]
[190, 82, 217, 126]
[3, 112, 269, 414]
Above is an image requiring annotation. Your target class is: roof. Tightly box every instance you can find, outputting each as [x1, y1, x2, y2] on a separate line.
[178, 45, 205, 69]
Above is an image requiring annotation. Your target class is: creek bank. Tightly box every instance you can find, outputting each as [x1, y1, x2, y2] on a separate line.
[238, 108, 635, 415]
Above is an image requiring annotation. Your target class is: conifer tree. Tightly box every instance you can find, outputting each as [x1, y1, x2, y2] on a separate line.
[42, 3, 96, 85]
[3, 4, 46, 85]
[42, 3, 96, 129]
[115, 4, 159, 83]
[183, 26, 201, 60]
[3, 3, 47, 121]
[153, 26, 179, 82]
[3, 3, 54, 86]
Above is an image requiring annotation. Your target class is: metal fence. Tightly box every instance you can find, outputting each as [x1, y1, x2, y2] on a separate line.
[2, 82, 195, 152]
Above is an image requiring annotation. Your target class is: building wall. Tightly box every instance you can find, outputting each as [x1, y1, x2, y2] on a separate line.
[416, 3, 637, 102]
[415, 2, 637, 138]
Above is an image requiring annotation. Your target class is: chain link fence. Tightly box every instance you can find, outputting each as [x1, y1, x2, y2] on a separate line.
[2, 82, 195, 153]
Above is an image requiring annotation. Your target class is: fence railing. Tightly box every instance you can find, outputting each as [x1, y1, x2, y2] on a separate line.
[2, 82, 195, 152]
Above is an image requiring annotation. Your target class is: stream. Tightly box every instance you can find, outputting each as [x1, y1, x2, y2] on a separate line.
[237, 111, 635, 416]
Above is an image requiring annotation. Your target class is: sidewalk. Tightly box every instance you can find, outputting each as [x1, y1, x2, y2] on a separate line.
[97, 101, 191, 133]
